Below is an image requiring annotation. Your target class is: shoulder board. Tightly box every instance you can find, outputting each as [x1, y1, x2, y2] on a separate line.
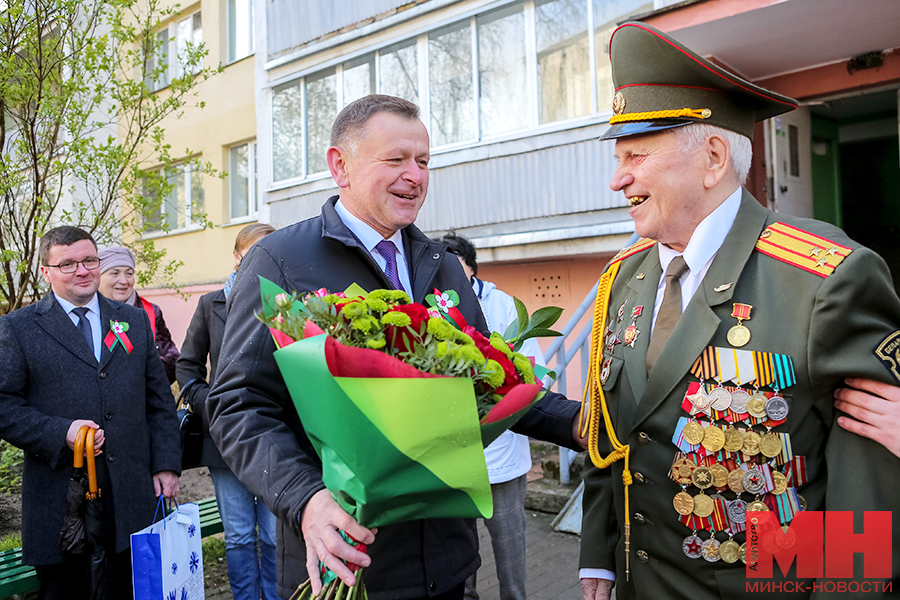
[755, 222, 852, 278]
[610, 238, 656, 265]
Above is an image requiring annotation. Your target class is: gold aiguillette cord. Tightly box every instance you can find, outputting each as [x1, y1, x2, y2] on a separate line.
[579, 260, 634, 581]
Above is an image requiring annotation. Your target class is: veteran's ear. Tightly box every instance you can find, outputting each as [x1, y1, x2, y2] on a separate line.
[703, 133, 733, 190]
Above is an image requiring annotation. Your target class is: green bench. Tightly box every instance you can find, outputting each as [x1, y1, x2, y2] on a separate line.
[0, 496, 222, 599]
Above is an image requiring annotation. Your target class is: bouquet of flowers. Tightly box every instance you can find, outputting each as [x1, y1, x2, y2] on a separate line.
[255, 277, 560, 600]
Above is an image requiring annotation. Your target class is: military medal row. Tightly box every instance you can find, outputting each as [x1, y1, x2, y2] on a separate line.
[682, 381, 789, 424]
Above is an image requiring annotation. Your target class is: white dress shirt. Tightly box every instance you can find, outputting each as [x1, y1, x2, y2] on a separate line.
[56, 292, 102, 362]
[580, 186, 742, 583]
[334, 200, 413, 297]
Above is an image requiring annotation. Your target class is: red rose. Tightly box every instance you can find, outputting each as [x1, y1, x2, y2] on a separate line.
[463, 327, 520, 393]
[385, 303, 431, 353]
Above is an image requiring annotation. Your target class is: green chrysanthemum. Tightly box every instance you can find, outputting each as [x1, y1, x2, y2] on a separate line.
[368, 289, 411, 304]
[351, 315, 379, 333]
[381, 311, 412, 327]
[457, 344, 486, 366]
[436, 341, 449, 359]
[366, 337, 387, 349]
[512, 353, 535, 384]
[323, 294, 345, 305]
[340, 301, 367, 318]
[427, 317, 456, 340]
[489, 332, 513, 357]
[365, 298, 389, 313]
[483, 359, 506, 388]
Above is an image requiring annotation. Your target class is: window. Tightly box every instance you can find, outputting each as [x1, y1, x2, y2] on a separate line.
[380, 40, 419, 104]
[305, 69, 337, 175]
[536, 0, 590, 124]
[343, 55, 376, 106]
[429, 22, 475, 147]
[228, 0, 254, 63]
[272, 82, 304, 181]
[147, 164, 204, 231]
[175, 11, 203, 78]
[146, 29, 170, 92]
[594, 0, 651, 110]
[478, 5, 527, 137]
[230, 142, 257, 220]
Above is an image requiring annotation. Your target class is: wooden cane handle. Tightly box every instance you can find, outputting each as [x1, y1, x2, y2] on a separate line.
[73, 425, 90, 469]
[85, 428, 99, 499]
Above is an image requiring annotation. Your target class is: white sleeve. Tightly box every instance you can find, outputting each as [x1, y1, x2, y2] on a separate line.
[579, 568, 616, 582]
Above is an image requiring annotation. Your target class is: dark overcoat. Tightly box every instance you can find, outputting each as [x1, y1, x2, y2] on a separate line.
[580, 191, 900, 599]
[208, 197, 580, 600]
[0, 293, 182, 565]
[176, 289, 228, 468]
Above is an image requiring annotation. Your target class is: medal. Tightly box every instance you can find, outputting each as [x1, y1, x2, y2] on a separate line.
[701, 425, 726, 453]
[600, 357, 612, 385]
[739, 542, 747, 564]
[673, 490, 694, 516]
[771, 471, 788, 495]
[692, 493, 714, 518]
[759, 432, 783, 458]
[742, 431, 761, 456]
[747, 393, 768, 418]
[729, 388, 750, 414]
[683, 533, 703, 559]
[708, 386, 732, 412]
[671, 455, 695, 485]
[691, 466, 713, 490]
[727, 499, 748, 524]
[623, 306, 643, 348]
[701, 537, 721, 562]
[720, 539, 741, 564]
[765, 394, 790, 421]
[727, 467, 746, 493]
[709, 463, 729, 488]
[727, 303, 752, 347]
[617, 300, 629, 323]
[746, 499, 769, 512]
[798, 494, 807, 511]
[688, 387, 713, 412]
[723, 427, 744, 453]
[742, 468, 766, 495]
[682, 421, 705, 445]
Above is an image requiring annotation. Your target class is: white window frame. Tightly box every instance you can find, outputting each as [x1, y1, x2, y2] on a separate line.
[229, 141, 258, 222]
[145, 163, 203, 235]
[148, 9, 203, 92]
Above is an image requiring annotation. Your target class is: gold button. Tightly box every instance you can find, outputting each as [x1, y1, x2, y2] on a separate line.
[633, 512, 645, 524]
[633, 472, 645, 484]
[637, 432, 650, 445]
[636, 550, 649, 563]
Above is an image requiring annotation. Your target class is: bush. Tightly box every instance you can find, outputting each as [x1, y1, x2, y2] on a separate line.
[202, 536, 226, 570]
[0, 532, 21, 552]
[0, 441, 23, 494]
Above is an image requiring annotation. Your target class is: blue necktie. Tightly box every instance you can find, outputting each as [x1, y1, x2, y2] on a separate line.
[374, 240, 403, 291]
[72, 307, 94, 355]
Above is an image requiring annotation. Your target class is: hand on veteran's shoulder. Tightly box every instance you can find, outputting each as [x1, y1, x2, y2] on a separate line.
[302, 489, 375, 595]
[581, 577, 614, 600]
[835, 377, 900, 459]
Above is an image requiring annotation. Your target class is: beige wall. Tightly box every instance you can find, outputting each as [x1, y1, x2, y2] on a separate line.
[135, 0, 259, 344]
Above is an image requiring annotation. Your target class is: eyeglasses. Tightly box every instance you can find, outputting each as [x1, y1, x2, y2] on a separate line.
[44, 257, 101, 274]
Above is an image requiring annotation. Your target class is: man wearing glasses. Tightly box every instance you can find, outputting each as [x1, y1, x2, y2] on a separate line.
[0, 226, 181, 599]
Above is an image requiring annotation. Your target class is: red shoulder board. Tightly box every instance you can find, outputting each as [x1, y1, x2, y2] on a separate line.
[755, 222, 852, 278]
[610, 238, 656, 265]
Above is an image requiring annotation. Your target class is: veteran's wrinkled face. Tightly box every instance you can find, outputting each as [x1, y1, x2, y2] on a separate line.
[330, 112, 430, 239]
[99, 266, 135, 303]
[41, 239, 101, 306]
[610, 131, 709, 252]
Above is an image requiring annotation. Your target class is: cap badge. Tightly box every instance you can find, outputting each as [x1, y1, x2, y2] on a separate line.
[612, 92, 626, 115]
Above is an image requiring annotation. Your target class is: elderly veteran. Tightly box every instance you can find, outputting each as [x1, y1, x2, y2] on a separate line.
[579, 22, 900, 600]
[98, 246, 180, 383]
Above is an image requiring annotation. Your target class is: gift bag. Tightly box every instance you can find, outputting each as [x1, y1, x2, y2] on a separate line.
[131, 499, 204, 600]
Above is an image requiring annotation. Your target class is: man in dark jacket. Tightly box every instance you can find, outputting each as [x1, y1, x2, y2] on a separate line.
[208, 95, 583, 600]
[0, 226, 181, 599]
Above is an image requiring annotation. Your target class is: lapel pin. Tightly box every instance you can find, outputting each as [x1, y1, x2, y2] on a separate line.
[714, 282, 734, 293]
[636, 273, 645, 280]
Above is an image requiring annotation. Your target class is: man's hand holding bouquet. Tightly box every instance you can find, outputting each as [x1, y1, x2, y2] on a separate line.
[255, 278, 560, 600]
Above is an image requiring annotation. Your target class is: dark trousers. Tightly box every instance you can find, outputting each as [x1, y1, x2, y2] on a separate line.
[36, 548, 133, 600]
[413, 582, 465, 600]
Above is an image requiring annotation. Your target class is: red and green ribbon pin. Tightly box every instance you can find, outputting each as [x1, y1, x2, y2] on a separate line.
[104, 320, 133, 354]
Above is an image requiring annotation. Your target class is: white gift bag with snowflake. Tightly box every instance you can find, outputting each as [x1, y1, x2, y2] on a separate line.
[131, 500, 204, 600]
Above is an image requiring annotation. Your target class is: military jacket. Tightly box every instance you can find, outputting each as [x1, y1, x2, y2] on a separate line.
[580, 190, 900, 599]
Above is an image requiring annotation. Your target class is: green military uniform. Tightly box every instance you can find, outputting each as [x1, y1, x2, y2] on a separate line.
[579, 21, 900, 600]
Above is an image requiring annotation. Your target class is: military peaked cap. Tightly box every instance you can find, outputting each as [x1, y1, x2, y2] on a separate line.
[600, 22, 798, 141]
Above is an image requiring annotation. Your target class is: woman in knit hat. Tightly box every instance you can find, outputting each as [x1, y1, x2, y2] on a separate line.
[98, 246, 180, 384]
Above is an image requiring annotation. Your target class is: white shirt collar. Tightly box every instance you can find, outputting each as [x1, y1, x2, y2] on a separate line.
[334, 199, 406, 257]
[55, 292, 100, 316]
[657, 186, 743, 275]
